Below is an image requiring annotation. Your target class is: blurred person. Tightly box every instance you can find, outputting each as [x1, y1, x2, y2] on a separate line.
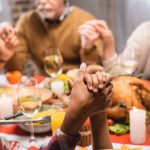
[0, 22, 18, 72]
[5, 0, 103, 75]
[43, 63, 113, 150]
[78, 20, 150, 79]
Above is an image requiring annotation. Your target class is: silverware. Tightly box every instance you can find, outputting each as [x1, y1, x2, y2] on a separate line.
[0, 116, 50, 125]
[4, 112, 23, 120]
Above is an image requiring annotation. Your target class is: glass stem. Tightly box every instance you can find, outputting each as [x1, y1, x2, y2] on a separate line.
[29, 118, 36, 143]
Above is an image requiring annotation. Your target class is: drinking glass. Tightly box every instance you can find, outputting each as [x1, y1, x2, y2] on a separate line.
[51, 105, 66, 134]
[44, 49, 63, 78]
[17, 77, 42, 148]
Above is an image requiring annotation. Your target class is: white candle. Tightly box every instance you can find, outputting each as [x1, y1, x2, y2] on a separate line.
[130, 107, 146, 144]
[0, 95, 13, 118]
[51, 80, 64, 95]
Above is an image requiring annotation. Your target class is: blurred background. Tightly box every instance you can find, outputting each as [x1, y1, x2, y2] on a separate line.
[1, 0, 150, 52]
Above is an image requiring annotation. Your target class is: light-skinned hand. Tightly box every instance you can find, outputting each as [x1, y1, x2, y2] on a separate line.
[0, 22, 19, 62]
[78, 21, 99, 51]
[78, 20, 116, 60]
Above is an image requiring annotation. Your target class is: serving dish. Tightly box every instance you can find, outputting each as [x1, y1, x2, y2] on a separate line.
[16, 105, 52, 133]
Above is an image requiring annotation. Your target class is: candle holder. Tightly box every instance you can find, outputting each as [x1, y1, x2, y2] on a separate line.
[51, 80, 64, 95]
[78, 119, 92, 147]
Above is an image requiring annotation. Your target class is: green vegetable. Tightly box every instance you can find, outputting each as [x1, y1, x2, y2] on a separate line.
[109, 123, 130, 135]
[124, 120, 129, 125]
[64, 80, 69, 91]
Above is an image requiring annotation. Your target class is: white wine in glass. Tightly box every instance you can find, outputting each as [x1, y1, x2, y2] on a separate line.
[18, 95, 41, 118]
[17, 77, 42, 148]
[44, 49, 63, 78]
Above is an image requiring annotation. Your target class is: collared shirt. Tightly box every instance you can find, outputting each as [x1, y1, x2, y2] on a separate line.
[59, 1, 70, 22]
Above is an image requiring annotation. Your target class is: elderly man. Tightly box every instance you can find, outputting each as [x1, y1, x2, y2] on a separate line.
[5, 0, 102, 75]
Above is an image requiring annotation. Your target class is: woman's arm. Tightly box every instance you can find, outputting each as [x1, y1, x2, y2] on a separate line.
[44, 63, 113, 150]
[90, 112, 112, 150]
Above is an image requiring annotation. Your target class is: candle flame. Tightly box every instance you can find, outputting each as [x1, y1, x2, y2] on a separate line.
[1, 94, 6, 99]
[133, 106, 138, 112]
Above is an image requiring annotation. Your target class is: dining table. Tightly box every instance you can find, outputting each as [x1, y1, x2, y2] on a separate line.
[0, 124, 150, 150]
[0, 74, 150, 150]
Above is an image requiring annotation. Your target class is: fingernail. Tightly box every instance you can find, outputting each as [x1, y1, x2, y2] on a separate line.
[94, 88, 98, 93]
[99, 84, 103, 88]
[80, 63, 86, 69]
[89, 86, 93, 90]
[88, 85, 92, 90]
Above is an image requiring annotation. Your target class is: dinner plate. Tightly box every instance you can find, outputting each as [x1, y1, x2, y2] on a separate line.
[113, 143, 150, 150]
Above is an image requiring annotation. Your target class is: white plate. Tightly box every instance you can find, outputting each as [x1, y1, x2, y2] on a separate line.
[113, 143, 150, 150]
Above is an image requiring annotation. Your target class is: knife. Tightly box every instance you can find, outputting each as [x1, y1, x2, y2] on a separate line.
[0, 116, 50, 125]
[4, 112, 23, 120]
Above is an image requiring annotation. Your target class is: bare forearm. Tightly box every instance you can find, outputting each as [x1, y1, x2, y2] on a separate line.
[102, 36, 116, 61]
[90, 111, 112, 149]
[102, 46, 116, 61]
[60, 103, 87, 136]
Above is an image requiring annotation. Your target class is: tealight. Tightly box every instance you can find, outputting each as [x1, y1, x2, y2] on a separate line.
[130, 107, 146, 144]
[51, 80, 64, 95]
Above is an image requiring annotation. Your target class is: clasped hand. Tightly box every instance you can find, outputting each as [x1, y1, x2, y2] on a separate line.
[0, 22, 18, 62]
[69, 63, 112, 119]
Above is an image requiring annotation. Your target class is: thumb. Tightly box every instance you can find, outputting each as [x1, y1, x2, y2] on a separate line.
[67, 78, 74, 91]
[78, 63, 87, 81]
[86, 64, 104, 74]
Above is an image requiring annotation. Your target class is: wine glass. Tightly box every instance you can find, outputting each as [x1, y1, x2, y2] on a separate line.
[44, 49, 63, 78]
[17, 77, 42, 148]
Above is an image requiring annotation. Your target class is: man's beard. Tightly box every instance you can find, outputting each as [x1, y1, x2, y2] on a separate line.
[35, 2, 57, 20]
[37, 9, 56, 20]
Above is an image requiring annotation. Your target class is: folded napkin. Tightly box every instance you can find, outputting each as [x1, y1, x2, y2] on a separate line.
[0, 140, 20, 150]
[34, 75, 45, 84]
[10, 141, 20, 150]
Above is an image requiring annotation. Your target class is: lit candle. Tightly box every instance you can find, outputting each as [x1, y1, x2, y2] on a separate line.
[130, 107, 146, 144]
[0, 95, 13, 118]
[51, 80, 64, 95]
